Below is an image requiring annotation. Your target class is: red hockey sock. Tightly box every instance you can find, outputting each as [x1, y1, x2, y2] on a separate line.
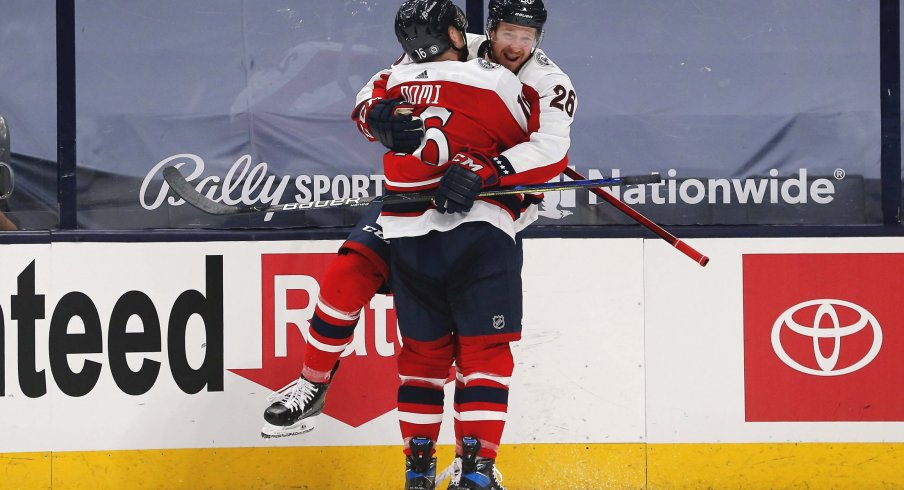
[397, 335, 454, 454]
[302, 250, 387, 382]
[454, 340, 514, 459]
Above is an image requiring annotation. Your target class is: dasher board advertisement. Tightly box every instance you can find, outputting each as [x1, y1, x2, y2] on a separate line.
[0, 238, 645, 453]
[645, 237, 904, 444]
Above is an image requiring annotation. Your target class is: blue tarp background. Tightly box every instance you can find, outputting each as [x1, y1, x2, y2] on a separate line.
[0, 1, 886, 229]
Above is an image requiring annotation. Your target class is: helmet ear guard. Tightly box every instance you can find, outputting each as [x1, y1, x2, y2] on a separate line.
[395, 0, 468, 62]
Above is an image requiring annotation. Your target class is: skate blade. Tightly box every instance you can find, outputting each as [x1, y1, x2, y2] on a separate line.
[260, 418, 317, 439]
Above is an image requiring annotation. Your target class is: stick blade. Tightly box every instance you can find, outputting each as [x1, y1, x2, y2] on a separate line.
[163, 166, 250, 215]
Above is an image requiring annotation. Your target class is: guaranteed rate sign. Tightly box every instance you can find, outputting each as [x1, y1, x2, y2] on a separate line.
[0, 257, 224, 399]
[230, 253, 402, 428]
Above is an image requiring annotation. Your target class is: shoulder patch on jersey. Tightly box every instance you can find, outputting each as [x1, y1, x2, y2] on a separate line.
[535, 52, 550, 66]
[477, 58, 501, 70]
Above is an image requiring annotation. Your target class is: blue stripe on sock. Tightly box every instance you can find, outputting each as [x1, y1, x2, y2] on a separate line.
[399, 385, 444, 405]
[310, 314, 355, 340]
[456, 385, 509, 404]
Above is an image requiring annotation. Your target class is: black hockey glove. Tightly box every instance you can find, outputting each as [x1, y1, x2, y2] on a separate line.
[365, 98, 424, 154]
[434, 151, 500, 214]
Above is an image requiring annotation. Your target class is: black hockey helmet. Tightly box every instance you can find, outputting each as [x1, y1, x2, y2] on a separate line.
[395, 0, 468, 62]
[487, 0, 547, 31]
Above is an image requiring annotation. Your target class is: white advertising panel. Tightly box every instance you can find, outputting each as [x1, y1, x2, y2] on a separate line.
[0, 238, 646, 452]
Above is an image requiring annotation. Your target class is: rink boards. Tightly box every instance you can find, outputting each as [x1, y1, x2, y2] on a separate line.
[1, 237, 903, 488]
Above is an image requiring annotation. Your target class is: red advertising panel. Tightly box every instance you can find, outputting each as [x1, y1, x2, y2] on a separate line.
[230, 253, 400, 427]
[743, 253, 904, 421]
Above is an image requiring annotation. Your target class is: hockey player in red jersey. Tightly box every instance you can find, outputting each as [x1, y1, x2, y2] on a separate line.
[263, 5, 574, 486]
[380, 1, 568, 489]
[355, 0, 573, 195]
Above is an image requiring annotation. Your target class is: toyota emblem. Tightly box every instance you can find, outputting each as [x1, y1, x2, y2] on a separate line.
[771, 299, 882, 376]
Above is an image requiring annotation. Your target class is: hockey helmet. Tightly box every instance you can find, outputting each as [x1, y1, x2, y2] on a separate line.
[487, 0, 547, 31]
[395, 0, 468, 62]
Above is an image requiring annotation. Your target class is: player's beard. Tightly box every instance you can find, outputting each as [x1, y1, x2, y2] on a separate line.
[455, 46, 468, 62]
[452, 30, 468, 62]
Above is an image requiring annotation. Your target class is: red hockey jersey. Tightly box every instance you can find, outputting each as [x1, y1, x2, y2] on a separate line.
[377, 58, 546, 240]
[354, 36, 575, 238]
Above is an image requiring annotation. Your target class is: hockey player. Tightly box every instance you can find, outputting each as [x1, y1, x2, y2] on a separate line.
[380, 1, 567, 488]
[263, 4, 574, 486]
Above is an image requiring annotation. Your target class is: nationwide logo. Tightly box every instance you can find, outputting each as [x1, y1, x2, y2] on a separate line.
[230, 253, 401, 427]
[538, 167, 843, 220]
[743, 253, 904, 421]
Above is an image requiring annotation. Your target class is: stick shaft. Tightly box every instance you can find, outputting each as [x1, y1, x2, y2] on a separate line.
[163, 166, 659, 216]
[563, 167, 709, 267]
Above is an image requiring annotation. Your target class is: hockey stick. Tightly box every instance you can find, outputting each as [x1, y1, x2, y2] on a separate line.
[563, 167, 709, 267]
[163, 166, 660, 216]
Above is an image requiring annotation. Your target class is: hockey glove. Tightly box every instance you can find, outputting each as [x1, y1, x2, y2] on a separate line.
[365, 98, 424, 154]
[434, 151, 500, 214]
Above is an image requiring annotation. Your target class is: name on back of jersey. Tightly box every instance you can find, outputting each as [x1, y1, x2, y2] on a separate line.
[400, 84, 441, 106]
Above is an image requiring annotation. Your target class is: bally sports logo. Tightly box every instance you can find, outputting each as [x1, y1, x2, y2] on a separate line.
[230, 253, 400, 428]
[743, 253, 904, 422]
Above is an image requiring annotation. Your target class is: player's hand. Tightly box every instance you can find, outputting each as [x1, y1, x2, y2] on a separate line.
[434, 151, 499, 214]
[365, 98, 424, 154]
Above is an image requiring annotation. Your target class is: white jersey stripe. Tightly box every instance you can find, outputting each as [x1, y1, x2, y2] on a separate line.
[455, 371, 512, 387]
[317, 296, 361, 322]
[386, 59, 529, 133]
[379, 201, 528, 242]
[399, 375, 447, 388]
[383, 175, 443, 188]
[304, 335, 349, 353]
[452, 410, 508, 422]
[398, 411, 445, 424]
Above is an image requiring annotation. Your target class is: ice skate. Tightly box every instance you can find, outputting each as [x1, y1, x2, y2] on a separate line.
[448, 437, 506, 490]
[405, 437, 437, 490]
[260, 372, 331, 438]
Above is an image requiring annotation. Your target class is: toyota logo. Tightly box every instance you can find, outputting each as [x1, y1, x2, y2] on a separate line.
[771, 299, 882, 376]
